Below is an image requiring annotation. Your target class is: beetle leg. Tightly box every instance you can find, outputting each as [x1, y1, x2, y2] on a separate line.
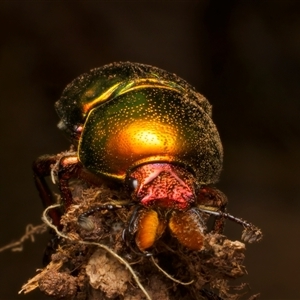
[122, 206, 146, 255]
[197, 187, 262, 242]
[122, 206, 152, 256]
[198, 208, 263, 243]
[77, 202, 132, 231]
[79, 203, 127, 219]
[56, 154, 82, 209]
[197, 186, 228, 233]
[33, 154, 62, 227]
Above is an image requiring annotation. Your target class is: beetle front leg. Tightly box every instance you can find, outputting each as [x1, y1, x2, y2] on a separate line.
[199, 208, 263, 243]
[197, 186, 263, 243]
[197, 186, 228, 234]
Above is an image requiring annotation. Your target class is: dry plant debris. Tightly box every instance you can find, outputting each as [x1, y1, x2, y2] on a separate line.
[19, 181, 258, 300]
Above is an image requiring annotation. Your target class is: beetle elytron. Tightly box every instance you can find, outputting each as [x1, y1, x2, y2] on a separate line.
[33, 62, 262, 253]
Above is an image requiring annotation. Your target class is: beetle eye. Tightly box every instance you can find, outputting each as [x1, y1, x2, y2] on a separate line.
[127, 177, 138, 191]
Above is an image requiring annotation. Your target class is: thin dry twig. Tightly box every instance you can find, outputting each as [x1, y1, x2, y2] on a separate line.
[0, 223, 47, 253]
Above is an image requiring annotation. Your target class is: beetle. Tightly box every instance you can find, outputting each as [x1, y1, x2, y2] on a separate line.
[33, 62, 262, 253]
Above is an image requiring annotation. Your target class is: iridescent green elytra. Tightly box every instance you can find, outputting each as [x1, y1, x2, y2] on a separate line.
[55, 62, 223, 184]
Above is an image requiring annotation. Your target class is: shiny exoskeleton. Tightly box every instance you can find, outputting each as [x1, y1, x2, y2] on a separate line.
[33, 62, 262, 253]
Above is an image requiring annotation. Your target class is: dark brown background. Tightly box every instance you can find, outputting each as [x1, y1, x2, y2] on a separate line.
[0, 1, 299, 299]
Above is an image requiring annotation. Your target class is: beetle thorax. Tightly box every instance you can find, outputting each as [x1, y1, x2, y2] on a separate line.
[129, 163, 196, 210]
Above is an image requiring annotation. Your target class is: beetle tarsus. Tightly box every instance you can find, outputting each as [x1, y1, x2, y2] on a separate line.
[241, 226, 263, 243]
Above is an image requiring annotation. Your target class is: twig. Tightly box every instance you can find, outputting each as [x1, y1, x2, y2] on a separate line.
[0, 223, 47, 253]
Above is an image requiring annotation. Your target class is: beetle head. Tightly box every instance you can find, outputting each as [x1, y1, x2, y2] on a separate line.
[127, 163, 196, 210]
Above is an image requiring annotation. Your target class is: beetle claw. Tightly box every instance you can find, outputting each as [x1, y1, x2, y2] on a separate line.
[241, 226, 263, 243]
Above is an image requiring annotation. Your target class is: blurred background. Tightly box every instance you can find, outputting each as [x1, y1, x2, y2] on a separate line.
[0, 1, 299, 299]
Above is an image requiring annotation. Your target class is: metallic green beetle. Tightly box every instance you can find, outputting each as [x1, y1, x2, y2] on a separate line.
[34, 62, 262, 252]
[56, 62, 223, 183]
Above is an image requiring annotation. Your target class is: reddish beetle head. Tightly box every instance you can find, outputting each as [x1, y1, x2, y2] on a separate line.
[127, 163, 197, 210]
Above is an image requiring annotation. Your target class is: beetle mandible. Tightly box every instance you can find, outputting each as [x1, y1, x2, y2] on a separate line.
[33, 62, 262, 253]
